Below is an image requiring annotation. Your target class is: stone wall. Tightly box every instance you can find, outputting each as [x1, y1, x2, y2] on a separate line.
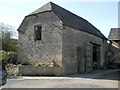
[18, 11, 63, 67]
[62, 25, 106, 75]
[19, 65, 62, 76]
[17, 11, 107, 76]
[106, 42, 120, 68]
[6, 64, 19, 75]
[6, 65, 62, 76]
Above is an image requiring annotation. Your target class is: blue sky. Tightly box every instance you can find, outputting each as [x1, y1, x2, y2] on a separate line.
[0, 0, 119, 38]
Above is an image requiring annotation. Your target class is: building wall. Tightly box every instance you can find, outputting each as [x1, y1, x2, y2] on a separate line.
[18, 11, 107, 76]
[18, 11, 63, 68]
[6, 64, 62, 76]
[62, 25, 106, 75]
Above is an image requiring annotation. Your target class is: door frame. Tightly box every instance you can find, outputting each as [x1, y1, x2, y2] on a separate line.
[90, 42, 101, 70]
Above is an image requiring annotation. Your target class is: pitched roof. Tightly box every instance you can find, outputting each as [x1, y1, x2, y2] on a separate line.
[28, 2, 106, 39]
[108, 28, 120, 40]
[29, 2, 52, 15]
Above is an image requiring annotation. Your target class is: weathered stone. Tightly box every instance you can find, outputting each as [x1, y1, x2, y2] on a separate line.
[17, 2, 107, 76]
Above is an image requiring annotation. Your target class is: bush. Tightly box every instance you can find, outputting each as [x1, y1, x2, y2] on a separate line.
[17, 64, 22, 66]
[9, 73, 15, 76]
[0, 50, 17, 64]
[19, 73, 23, 76]
[33, 63, 45, 66]
[8, 73, 21, 76]
[0, 50, 9, 63]
[19, 61, 30, 65]
[105, 52, 120, 69]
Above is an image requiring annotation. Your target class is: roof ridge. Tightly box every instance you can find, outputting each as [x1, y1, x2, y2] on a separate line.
[28, 2, 53, 15]
[26, 2, 106, 39]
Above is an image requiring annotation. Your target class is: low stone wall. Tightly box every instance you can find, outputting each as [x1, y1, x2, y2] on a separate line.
[6, 64, 19, 75]
[19, 65, 62, 76]
[6, 65, 62, 76]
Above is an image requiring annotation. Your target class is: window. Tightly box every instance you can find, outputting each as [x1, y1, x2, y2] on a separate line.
[34, 25, 42, 40]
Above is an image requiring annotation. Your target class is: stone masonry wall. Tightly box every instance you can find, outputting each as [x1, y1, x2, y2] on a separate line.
[18, 11, 63, 68]
[6, 64, 19, 75]
[18, 11, 106, 76]
[19, 65, 62, 76]
[6, 65, 62, 76]
[62, 25, 106, 75]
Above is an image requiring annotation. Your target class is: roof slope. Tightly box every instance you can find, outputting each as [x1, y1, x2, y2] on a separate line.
[108, 28, 120, 40]
[29, 2, 52, 15]
[28, 2, 106, 39]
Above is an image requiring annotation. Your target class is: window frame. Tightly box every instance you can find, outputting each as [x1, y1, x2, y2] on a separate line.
[34, 25, 42, 41]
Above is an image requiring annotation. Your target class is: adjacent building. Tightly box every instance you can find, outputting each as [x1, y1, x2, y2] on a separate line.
[108, 28, 120, 47]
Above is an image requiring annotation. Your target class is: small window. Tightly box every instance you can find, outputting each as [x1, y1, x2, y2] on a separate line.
[34, 25, 42, 40]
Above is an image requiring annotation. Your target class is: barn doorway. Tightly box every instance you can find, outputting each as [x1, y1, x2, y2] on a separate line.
[92, 44, 100, 70]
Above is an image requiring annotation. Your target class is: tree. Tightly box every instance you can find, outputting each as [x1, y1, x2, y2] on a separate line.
[0, 23, 18, 52]
[0, 23, 18, 64]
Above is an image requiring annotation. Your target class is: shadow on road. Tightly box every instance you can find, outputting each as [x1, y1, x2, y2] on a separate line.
[7, 69, 120, 81]
[68, 69, 120, 81]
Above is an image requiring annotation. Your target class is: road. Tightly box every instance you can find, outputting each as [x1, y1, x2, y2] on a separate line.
[2, 78, 119, 88]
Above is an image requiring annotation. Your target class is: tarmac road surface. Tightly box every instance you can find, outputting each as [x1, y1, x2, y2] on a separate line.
[1, 69, 120, 88]
[2, 78, 119, 88]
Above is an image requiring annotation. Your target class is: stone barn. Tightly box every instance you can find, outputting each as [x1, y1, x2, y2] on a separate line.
[17, 2, 107, 75]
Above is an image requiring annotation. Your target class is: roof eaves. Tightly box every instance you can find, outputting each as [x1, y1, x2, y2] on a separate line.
[26, 10, 52, 17]
[62, 24, 107, 39]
